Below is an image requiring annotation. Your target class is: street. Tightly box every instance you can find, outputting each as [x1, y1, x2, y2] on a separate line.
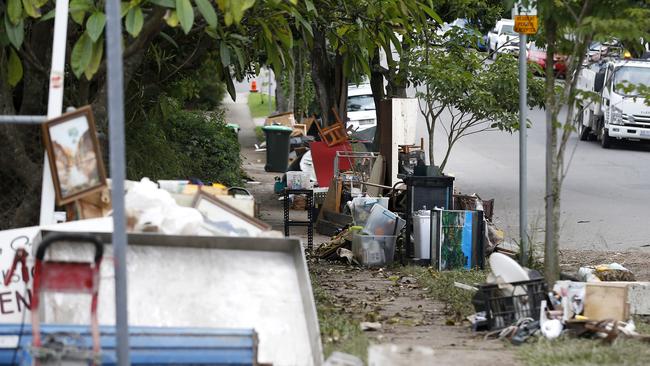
[414, 104, 650, 251]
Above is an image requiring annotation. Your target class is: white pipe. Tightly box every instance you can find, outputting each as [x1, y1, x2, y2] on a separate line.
[39, 0, 70, 225]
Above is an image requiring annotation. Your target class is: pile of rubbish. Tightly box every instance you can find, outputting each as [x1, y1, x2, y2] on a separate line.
[126, 178, 278, 237]
[463, 252, 650, 346]
[316, 197, 405, 266]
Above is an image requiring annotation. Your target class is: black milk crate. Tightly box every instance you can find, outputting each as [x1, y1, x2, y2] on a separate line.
[478, 278, 547, 330]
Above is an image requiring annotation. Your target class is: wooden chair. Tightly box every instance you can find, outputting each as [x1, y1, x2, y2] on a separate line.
[315, 108, 349, 147]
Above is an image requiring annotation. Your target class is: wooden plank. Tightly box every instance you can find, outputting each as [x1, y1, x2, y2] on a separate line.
[584, 282, 629, 321]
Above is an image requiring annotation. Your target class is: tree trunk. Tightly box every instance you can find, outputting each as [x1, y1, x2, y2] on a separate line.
[428, 126, 434, 166]
[544, 15, 561, 284]
[275, 68, 290, 113]
[309, 24, 347, 126]
[370, 49, 385, 151]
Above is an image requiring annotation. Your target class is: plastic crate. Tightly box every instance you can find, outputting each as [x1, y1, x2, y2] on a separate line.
[478, 278, 547, 330]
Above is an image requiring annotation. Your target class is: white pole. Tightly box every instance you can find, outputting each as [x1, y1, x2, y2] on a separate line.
[39, 0, 70, 225]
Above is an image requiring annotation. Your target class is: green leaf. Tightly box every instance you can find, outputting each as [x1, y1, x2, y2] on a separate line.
[86, 12, 106, 42]
[7, 48, 23, 87]
[219, 42, 230, 66]
[195, 0, 217, 29]
[0, 19, 9, 47]
[70, 0, 93, 24]
[22, 0, 41, 19]
[158, 31, 179, 48]
[305, 0, 316, 15]
[120, 2, 131, 16]
[176, 0, 194, 34]
[71, 32, 94, 78]
[5, 16, 24, 49]
[231, 44, 245, 69]
[125, 7, 144, 36]
[224, 71, 236, 101]
[40, 8, 55, 21]
[149, 0, 175, 7]
[69, 0, 93, 12]
[84, 37, 104, 80]
[7, 0, 23, 25]
[71, 11, 86, 25]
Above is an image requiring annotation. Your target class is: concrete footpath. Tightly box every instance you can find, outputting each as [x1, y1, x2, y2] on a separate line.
[223, 92, 328, 244]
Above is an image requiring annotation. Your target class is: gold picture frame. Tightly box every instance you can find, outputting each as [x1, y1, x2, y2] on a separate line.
[42, 106, 107, 205]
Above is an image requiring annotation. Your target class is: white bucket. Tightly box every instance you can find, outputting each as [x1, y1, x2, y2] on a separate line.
[412, 210, 431, 260]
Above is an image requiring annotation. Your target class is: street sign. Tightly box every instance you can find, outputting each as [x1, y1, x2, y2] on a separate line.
[514, 15, 538, 35]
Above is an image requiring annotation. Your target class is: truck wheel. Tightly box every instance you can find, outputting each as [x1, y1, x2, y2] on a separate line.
[600, 127, 612, 149]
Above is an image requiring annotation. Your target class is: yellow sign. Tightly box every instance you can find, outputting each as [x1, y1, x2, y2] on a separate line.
[514, 15, 538, 35]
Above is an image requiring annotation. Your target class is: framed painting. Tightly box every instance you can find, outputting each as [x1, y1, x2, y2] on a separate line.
[42, 106, 107, 205]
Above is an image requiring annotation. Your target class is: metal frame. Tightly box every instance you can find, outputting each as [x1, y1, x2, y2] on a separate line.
[283, 189, 314, 250]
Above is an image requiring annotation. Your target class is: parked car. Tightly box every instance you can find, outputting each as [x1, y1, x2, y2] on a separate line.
[439, 18, 488, 52]
[527, 43, 567, 78]
[487, 19, 519, 59]
[347, 84, 376, 132]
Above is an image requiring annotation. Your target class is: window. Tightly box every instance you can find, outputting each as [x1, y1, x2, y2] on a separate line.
[501, 24, 517, 36]
[347, 95, 375, 111]
[613, 66, 650, 96]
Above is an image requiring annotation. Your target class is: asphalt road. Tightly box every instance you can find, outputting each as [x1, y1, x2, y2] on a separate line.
[413, 103, 650, 251]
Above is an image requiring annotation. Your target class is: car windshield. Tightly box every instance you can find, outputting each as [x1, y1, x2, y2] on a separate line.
[613, 66, 650, 96]
[589, 42, 602, 51]
[347, 95, 375, 111]
[501, 24, 517, 36]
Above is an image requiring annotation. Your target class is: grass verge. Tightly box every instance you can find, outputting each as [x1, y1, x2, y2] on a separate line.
[311, 273, 369, 361]
[517, 336, 650, 365]
[247, 92, 275, 118]
[402, 266, 488, 321]
[518, 317, 650, 365]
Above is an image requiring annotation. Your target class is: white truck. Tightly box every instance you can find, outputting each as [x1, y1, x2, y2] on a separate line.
[487, 19, 520, 59]
[575, 59, 650, 148]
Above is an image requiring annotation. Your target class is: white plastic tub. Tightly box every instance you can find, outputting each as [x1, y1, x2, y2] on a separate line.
[363, 204, 405, 236]
[351, 197, 389, 226]
[352, 234, 397, 266]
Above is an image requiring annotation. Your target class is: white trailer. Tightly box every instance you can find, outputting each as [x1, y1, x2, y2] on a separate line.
[575, 59, 650, 148]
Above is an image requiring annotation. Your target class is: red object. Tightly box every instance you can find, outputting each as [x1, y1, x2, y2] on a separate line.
[5, 248, 29, 285]
[250, 80, 259, 93]
[527, 44, 567, 78]
[310, 141, 352, 188]
[31, 233, 104, 364]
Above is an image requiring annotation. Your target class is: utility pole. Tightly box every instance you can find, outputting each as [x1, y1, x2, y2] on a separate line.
[518, 34, 528, 265]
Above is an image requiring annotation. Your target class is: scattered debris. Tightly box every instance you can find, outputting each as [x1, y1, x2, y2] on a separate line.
[324, 351, 364, 366]
[360, 322, 382, 331]
[578, 263, 635, 282]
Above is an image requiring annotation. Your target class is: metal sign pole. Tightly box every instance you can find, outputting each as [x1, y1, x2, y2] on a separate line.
[105, 0, 130, 363]
[519, 34, 528, 265]
[39, 0, 70, 225]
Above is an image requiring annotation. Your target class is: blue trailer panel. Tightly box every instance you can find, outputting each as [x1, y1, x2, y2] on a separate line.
[0, 324, 257, 365]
